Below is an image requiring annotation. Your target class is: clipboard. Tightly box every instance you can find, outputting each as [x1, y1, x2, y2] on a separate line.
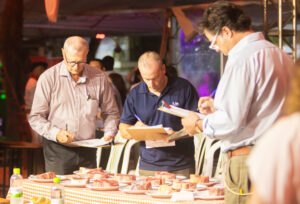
[127, 126, 191, 142]
[127, 126, 171, 141]
[158, 100, 205, 119]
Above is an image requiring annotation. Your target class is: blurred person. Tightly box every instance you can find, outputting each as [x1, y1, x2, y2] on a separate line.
[89, 58, 104, 71]
[108, 73, 127, 105]
[24, 62, 47, 113]
[181, 1, 293, 203]
[102, 55, 115, 75]
[247, 59, 300, 204]
[29, 36, 120, 174]
[119, 51, 199, 177]
[24, 62, 47, 144]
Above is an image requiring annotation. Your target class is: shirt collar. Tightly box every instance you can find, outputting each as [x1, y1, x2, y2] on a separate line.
[59, 61, 87, 83]
[228, 32, 265, 57]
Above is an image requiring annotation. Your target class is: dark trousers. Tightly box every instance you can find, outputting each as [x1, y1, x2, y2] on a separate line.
[43, 138, 96, 175]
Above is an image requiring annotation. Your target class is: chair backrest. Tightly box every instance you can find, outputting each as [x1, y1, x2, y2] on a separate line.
[121, 139, 140, 174]
[202, 140, 222, 178]
[105, 131, 128, 173]
[194, 133, 207, 175]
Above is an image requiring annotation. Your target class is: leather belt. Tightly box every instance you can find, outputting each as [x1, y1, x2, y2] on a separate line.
[227, 146, 253, 159]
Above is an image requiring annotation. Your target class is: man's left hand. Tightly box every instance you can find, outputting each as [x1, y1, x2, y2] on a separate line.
[104, 135, 114, 142]
[181, 111, 201, 136]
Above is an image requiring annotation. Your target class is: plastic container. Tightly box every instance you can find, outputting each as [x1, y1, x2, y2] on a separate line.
[51, 177, 64, 204]
[10, 168, 23, 204]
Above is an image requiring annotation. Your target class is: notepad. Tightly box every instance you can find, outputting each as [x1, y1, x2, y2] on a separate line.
[68, 138, 111, 148]
[158, 101, 205, 119]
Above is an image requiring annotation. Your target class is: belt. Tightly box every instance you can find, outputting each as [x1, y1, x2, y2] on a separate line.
[227, 146, 253, 159]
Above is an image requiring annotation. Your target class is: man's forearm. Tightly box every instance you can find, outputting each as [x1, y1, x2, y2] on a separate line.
[119, 123, 133, 140]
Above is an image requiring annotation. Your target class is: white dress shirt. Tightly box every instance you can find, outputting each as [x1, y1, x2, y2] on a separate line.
[202, 32, 293, 152]
[248, 113, 300, 204]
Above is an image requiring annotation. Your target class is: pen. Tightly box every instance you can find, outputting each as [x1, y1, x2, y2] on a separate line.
[210, 89, 216, 98]
[66, 124, 68, 131]
[134, 114, 142, 122]
[162, 100, 171, 108]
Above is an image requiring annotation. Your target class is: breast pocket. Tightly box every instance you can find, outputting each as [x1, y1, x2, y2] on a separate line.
[86, 99, 99, 117]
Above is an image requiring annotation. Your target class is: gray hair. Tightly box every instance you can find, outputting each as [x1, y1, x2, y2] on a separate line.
[63, 36, 89, 53]
[138, 51, 163, 69]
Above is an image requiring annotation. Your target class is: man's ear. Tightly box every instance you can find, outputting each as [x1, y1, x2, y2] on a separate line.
[221, 26, 233, 39]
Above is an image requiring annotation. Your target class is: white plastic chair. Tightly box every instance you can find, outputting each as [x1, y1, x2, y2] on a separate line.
[105, 131, 128, 173]
[194, 133, 207, 175]
[202, 140, 222, 178]
[121, 139, 140, 174]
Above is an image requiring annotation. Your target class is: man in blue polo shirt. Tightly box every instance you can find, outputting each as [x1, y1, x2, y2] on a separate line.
[119, 51, 199, 177]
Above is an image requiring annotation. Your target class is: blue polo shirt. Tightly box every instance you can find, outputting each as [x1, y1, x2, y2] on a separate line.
[120, 76, 199, 171]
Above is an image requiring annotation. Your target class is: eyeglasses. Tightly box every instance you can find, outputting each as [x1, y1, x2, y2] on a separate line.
[209, 31, 220, 50]
[64, 53, 86, 67]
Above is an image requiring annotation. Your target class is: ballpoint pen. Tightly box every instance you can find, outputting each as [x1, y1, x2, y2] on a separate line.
[134, 114, 142, 122]
[210, 89, 216, 98]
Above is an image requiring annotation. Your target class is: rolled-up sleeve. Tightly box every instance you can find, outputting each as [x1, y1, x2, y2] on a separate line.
[99, 77, 120, 138]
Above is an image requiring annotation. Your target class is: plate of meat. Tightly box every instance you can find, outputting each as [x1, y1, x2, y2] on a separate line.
[194, 187, 224, 200]
[86, 179, 119, 191]
[61, 176, 90, 187]
[119, 181, 152, 194]
[28, 172, 67, 183]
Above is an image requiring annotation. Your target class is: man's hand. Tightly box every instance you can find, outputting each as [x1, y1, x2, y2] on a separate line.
[181, 111, 201, 136]
[104, 135, 114, 142]
[134, 121, 147, 127]
[56, 130, 74, 143]
[198, 97, 215, 114]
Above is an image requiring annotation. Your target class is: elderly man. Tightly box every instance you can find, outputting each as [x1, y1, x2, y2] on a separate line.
[181, 1, 293, 203]
[29, 36, 120, 174]
[119, 51, 198, 177]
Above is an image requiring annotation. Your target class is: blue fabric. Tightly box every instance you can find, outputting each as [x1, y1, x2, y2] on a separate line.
[121, 76, 199, 171]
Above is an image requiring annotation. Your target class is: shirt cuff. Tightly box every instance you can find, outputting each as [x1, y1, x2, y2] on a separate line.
[202, 116, 216, 138]
[49, 127, 60, 142]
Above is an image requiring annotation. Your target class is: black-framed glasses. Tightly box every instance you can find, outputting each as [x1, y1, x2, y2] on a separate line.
[64, 53, 86, 67]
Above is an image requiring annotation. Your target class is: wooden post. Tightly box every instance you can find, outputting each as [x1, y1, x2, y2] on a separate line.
[0, 0, 30, 140]
[159, 9, 172, 61]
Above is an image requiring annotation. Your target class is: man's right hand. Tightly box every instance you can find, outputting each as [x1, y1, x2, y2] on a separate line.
[198, 97, 215, 115]
[56, 130, 74, 143]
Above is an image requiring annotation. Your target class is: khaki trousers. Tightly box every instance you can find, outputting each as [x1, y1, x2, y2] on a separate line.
[224, 154, 251, 204]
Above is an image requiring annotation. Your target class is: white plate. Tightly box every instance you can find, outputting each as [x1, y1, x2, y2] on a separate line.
[86, 184, 119, 191]
[194, 190, 224, 200]
[119, 187, 147, 194]
[145, 190, 172, 199]
[176, 175, 186, 180]
[28, 175, 67, 183]
[196, 184, 207, 191]
[183, 178, 218, 187]
[60, 180, 87, 188]
[119, 183, 128, 187]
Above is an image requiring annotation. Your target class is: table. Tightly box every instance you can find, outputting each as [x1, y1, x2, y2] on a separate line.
[9, 180, 224, 204]
[0, 141, 43, 197]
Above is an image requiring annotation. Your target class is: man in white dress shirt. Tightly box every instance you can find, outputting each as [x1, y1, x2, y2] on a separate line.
[181, 1, 293, 203]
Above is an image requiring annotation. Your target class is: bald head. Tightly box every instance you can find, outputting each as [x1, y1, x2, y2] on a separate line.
[138, 51, 162, 70]
[63, 36, 89, 54]
[137, 51, 167, 95]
